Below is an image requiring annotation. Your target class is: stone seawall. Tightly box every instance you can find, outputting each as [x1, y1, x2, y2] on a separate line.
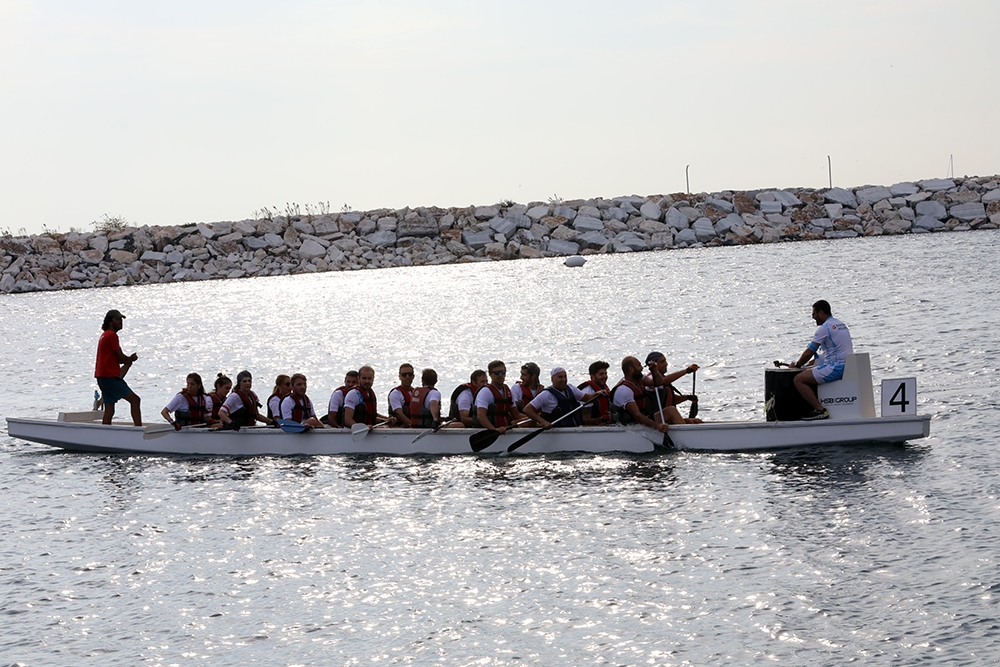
[2, 176, 999, 294]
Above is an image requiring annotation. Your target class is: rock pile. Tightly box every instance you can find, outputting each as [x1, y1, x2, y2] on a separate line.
[3, 176, 999, 294]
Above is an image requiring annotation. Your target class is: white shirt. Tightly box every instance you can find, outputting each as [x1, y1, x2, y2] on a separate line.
[810, 316, 854, 367]
[280, 394, 315, 420]
[267, 394, 282, 418]
[418, 388, 442, 409]
[455, 387, 475, 413]
[220, 391, 258, 416]
[388, 387, 412, 413]
[528, 385, 585, 413]
[328, 387, 348, 413]
[164, 392, 213, 415]
[612, 383, 640, 409]
[511, 382, 544, 406]
[344, 388, 371, 411]
[475, 385, 510, 410]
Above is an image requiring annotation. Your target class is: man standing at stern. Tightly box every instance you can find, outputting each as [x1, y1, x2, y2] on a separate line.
[95, 309, 142, 426]
[788, 299, 854, 421]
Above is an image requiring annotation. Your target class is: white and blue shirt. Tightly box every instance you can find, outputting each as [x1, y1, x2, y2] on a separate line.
[808, 316, 854, 368]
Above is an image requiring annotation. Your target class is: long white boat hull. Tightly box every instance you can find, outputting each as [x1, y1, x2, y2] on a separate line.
[6, 414, 931, 456]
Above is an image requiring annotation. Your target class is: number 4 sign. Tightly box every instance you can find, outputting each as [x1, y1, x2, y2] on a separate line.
[881, 378, 917, 417]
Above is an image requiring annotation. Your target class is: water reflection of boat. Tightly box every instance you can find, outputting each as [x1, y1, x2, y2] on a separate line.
[6, 411, 930, 456]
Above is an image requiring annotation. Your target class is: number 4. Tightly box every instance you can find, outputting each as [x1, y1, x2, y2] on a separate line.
[889, 382, 910, 412]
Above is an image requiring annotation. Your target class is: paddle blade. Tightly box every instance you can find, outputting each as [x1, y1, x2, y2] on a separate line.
[276, 419, 310, 434]
[506, 427, 544, 453]
[143, 425, 177, 440]
[351, 423, 373, 442]
[469, 429, 500, 452]
[689, 397, 699, 419]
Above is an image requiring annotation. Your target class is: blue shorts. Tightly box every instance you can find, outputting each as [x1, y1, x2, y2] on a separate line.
[812, 363, 844, 384]
[97, 376, 135, 404]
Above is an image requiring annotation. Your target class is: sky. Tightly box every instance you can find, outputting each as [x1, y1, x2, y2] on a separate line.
[1, 0, 997, 235]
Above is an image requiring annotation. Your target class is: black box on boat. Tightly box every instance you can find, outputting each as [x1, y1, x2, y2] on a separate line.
[764, 368, 814, 421]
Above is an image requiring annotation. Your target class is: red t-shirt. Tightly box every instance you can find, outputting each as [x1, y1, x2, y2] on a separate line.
[95, 329, 121, 378]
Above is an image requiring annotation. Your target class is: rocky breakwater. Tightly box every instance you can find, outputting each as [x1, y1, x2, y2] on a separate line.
[2, 176, 999, 294]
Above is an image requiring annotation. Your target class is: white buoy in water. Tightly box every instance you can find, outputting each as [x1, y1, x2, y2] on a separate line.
[564, 255, 586, 267]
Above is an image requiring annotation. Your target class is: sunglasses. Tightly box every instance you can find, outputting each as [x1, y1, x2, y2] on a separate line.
[491, 370, 507, 375]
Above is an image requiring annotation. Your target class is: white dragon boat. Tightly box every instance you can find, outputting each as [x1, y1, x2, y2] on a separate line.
[4, 355, 931, 456]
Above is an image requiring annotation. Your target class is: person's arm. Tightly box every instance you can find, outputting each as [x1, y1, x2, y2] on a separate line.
[626, 400, 670, 433]
[791, 347, 816, 368]
[343, 406, 357, 427]
[392, 407, 411, 427]
[160, 407, 173, 423]
[522, 403, 551, 429]
[664, 364, 698, 385]
[430, 398, 441, 423]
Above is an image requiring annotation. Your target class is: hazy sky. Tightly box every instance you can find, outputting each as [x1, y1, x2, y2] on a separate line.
[1, 0, 997, 235]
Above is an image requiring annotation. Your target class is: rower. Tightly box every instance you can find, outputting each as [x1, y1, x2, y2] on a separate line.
[388, 363, 415, 428]
[266, 374, 291, 422]
[207, 373, 232, 423]
[522, 367, 605, 429]
[160, 372, 215, 429]
[327, 370, 359, 427]
[475, 360, 525, 435]
[343, 365, 393, 427]
[643, 351, 702, 424]
[447, 369, 488, 428]
[280, 373, 324, 428]
[94, 309, 142, 426]
[218, 370, 274, 429]
[408, 368, 442, 429]
[578, 360, 612, 425]
[511, 362, 544, 412]
[610, 356, 670, 433]
[787, 299, 854, 421]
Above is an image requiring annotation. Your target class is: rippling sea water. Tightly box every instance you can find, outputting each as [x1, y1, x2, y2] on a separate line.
[2, 231, 999, 666]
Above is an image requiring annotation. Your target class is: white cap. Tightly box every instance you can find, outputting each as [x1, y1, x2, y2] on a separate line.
[550, 367, 566, 377]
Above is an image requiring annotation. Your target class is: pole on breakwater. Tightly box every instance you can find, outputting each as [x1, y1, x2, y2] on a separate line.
[686, 165, 690, 194]
[827, 156, 832, 188]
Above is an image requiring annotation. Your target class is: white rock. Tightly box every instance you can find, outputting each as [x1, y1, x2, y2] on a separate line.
[140, 251, 166, 262]
[950, 203, 986, 220]
[606, 207, 629, 222]
[366, 231, 397, 247]
[715, 213, 742, 234]
[674, 228, 698, 245]
[824, 187, 858, 207]
[490, 218, 517, 241]
[564, 255, 586, 267]
[577, 231, 608, 249]
[856, 186, 893, 206]
[578, 206, 602, 219]
[89, 236, 109, 253]
[197, 223, 215, 239]
[760, 201, 783, 214]
[756, 192, 776, 202]
[919, 178, 954, 192]
[475, 206, 499, 220]
[692, 217, 716, 242]
[914, 200, 947, 219]
[297, 239, 327, 259]
[914, 215, 944, 230]
[773, 190, 802, 207]
[890, 182, 919, 196]
[573, 216, 605, 233]
[883, 219, 913, 234]
[707, 199, 734, 212]
[0, 273, 14, 292]
[165, 250, 185, 264]
[234, 220, 257, 235]
[553, 206, 577, 221]
[982, 189, 1000, 204]
[665, 207, 690, 229]
[462, 230, 492, 250]
[898, 207, 915, 221]
[505, 213, 532, 229]
[810, 218, 833, 230]
[639, 201, 662, 221]
[825, 203, 843, 219]
[526, 205, 550, 221]
[615, 232, 647, 251]
[547, 239, 580, 255]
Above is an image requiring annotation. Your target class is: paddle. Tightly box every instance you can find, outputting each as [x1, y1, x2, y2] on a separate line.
[143, 423, 207, 440]
[688, 370, 699, 419]
[351, 420, 393, 442]
[275, 418, 312, 434]
[411, 418, 457, 444]
[505, 397, 600, 454]
[648, 365, 675, 450]
[469, 419, 531, 453]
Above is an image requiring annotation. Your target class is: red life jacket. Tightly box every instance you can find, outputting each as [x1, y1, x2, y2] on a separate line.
[180, 391, 210, 425]
[208, 392, 225, 420]
[233, 389, 258, 426]
[408, 387, 436, 428]
[610, 379, 645, 424]
[579, 380, 611, 423]
[515, 381, 543, 409]
[282, 393, 314, 422]
[352, 387, 378, 426]
[484, 384, 513, 427]
[389, 386, 413, 420]
[448, 383, 477, 421]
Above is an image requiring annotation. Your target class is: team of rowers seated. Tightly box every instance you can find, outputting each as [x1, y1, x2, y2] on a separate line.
[160, 353, 703, 433]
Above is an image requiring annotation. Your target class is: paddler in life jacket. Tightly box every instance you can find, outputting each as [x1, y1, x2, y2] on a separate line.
[643, 351, 703, 424]
[511, 362, 545, 412]
[579, 360, 612, 425]
[475, 360, 525, 435]
[387, 363, 416, 428]
[326, 370, 359, 427]
[446, 369, 488, 428]
[522, 367, 606, 429]
[408, 368, 442, 429]
[280, 373, 325, 428]
[218, 370, 274, 429]
[208, 373, 232, 423]
[610, 356, 670, 433]
[343, 365, 394, 428]
[160, 372, 216, 429]
[266, 374, 291, 422]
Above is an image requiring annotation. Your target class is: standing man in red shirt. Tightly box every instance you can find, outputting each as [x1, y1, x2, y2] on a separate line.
[95, 309, 142, 425]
